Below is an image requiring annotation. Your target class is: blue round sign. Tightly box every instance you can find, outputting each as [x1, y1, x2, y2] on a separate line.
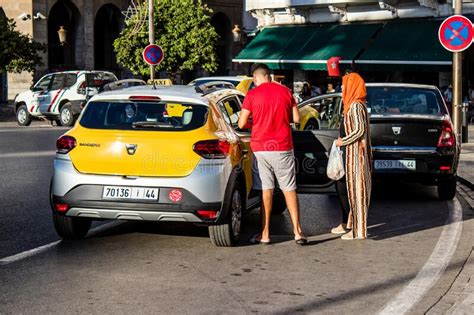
[439, 15, 473, 52]
[142, 44, 164, 66]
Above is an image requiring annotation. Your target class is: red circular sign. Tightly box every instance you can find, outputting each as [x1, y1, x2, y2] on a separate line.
[439, 15, 473, 52]
[168, 189, 183, 203]
[142, 44, 164, 66]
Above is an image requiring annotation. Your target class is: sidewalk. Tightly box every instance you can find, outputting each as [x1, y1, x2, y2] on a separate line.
[440, 124, 474, 314]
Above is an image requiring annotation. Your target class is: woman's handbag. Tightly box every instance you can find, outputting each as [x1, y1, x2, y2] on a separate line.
[327, 141, 345, 180]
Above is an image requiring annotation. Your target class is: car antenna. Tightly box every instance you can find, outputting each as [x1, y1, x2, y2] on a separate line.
[152, 80, 157, 90]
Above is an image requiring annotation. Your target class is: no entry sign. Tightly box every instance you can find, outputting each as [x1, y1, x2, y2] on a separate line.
[438, 15, 473, 52]
[143, 44, 164, 66]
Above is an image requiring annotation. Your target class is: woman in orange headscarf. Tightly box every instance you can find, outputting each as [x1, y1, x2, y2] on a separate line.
[334, 72, 372, 240]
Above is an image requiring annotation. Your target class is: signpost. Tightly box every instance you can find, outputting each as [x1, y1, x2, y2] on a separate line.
[438, 6, 473, 144]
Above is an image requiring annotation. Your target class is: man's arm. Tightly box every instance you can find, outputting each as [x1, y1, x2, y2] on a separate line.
[292, 106, 300, 124]
[238, 108, 251, 129]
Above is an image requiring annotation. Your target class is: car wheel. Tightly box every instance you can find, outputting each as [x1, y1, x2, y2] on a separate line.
[16, 105, 32, 126]
[209, 182, 243, 247]
[59, 104, 75, 127]
[55, 119, 63, 126]
[272, 189, 287, 215]
[304, 119, 318, 130]
[52, 213, 92, 240]
[437, 176, 457, 201]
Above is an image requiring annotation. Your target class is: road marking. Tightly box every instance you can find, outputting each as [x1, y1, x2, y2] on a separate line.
[0, 241, 61, 265]
[0, 126, 69, 132]
[0, 221, 124, 266]
[379, 198, 463, 315]
[0, 151, 56, 158]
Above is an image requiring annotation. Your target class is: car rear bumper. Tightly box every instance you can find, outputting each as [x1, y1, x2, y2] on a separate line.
[51, 155, 232, 221]
[372, 146, 458, 184]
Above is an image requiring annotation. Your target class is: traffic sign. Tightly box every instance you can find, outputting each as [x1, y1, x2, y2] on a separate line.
[438, 15, 473, 52]
[142, 44, 164, 66]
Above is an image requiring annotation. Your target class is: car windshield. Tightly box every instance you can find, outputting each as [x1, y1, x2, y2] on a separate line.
[367, 87, 445, 116]
[80, 101, 208, 131]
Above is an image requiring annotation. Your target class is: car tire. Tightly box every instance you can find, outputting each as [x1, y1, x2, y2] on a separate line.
[52, 213, 92, 240]
[304, 119, 318, 130]
[16, 105, 32, 126]
[437, 176, 457, 201]
[55, 119, 63, 126]
[59, 103, 75, 127]
[209, 181, 243, 247]
[272, 189, 287, 215]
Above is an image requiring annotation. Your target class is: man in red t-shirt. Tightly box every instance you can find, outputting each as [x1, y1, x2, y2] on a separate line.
[238, 63, 307, 245]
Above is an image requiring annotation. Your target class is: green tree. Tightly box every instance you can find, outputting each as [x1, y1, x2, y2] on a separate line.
[0, 16, 45, 73]
[114, 0, 218, 80]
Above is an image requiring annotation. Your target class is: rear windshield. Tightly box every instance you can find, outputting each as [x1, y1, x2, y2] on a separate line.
[85, 72, 117, 89]
[189, 79, 240, 87]
[80, 101, 208, 131]
[367, 87, 445, 116]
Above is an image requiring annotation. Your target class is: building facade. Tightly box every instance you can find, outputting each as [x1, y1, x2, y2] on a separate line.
[236, 0, 474, 92]
[0, 0, 244, 101]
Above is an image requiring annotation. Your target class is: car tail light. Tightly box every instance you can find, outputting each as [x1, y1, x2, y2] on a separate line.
[169, 189, 183, 203]
[196, 210, 218, 219]
[193, 140, 230, 159]
[440, 166, 451, 171]
[77, 81, 86, 94]
[437, 121, 455, 148]
[56, 135, 76, 154]
[54, 203, 69, 212]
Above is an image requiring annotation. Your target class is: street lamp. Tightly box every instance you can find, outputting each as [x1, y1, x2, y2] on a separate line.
[57, 26, 67, 45]
[232, 24, 241, 43]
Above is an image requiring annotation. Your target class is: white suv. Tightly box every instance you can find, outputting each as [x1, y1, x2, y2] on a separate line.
[14, 70, 117, 126]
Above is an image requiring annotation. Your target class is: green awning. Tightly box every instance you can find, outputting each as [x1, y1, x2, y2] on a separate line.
[355, 19, 452, 71]
[233, 23, 382, 70]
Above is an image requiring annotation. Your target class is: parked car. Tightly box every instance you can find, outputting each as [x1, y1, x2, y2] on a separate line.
[14, 70, 117, 126]
[188, 76, 254, 94]
[297, 83, 460, 200]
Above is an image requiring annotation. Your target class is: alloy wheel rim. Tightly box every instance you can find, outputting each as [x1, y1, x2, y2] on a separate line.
[231, 190, 242, 238]
[61, 108, 71, 124]
[18, 109, 26, 124]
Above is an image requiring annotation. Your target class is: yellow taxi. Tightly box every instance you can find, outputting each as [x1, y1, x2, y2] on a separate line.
[50, 85, 261, 246]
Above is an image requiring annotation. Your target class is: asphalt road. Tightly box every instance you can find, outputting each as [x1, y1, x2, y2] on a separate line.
[0, 124, 472, 314]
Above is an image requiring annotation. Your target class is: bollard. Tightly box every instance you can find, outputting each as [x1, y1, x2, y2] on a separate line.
[461, 101, 469, 143]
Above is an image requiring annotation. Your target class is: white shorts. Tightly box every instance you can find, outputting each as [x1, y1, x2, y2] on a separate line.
[252, 150, 297, 191]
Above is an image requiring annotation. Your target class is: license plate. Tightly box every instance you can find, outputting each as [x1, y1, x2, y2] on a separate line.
[102, 186, 159, 201]
[374, 160, 416, 170]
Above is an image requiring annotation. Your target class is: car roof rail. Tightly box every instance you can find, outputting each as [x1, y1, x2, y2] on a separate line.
[194, 81, 236, 95]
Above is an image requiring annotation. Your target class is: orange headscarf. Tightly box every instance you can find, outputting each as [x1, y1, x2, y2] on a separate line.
[342, 72, 367, 115]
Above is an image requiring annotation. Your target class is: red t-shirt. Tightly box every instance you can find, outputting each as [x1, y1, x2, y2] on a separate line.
[242, 82, 296, 152]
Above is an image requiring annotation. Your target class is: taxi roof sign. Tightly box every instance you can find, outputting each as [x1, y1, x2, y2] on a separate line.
[147, 79, 173, 86]
[438, 15, 473, 52]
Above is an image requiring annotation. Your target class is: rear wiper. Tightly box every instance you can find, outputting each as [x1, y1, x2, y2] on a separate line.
[132, 121, 175, 128]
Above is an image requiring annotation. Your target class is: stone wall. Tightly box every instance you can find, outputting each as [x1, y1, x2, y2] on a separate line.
[0, 0, 34, 100]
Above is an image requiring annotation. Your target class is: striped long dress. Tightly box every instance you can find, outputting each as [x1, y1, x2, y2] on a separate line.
[341, 101, 372, 239]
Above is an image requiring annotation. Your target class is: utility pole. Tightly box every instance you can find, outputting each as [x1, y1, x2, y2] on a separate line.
[149, 0, 155, 81]
[452, 0, 462, 144]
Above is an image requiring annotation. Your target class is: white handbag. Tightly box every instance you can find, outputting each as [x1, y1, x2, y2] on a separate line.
[327, 141, 345, 180]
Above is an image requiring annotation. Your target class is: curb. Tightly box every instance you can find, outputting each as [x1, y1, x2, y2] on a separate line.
[457, 176, 474, 191]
